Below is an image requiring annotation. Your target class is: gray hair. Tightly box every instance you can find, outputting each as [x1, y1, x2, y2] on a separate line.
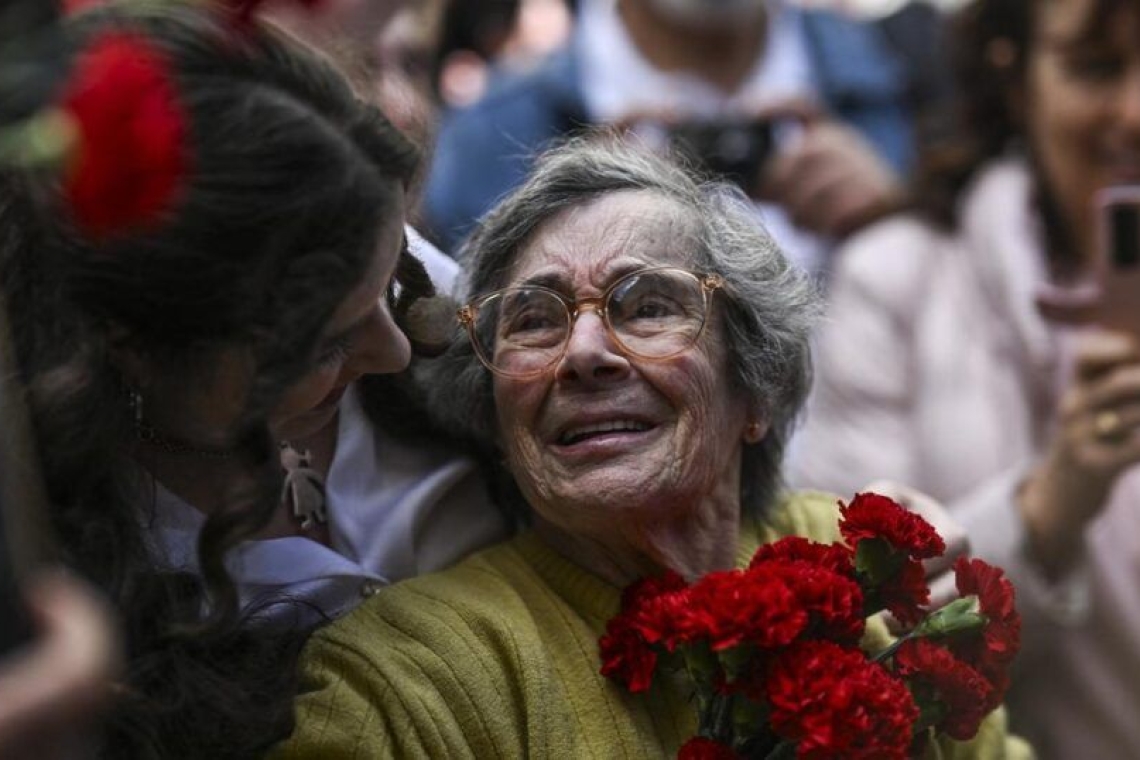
[423, 133, 820, 519]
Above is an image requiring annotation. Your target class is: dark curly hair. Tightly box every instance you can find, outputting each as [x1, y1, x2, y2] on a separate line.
[1, 4, 418, 757]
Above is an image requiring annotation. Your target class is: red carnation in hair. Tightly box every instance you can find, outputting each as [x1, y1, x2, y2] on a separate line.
[62, 32, 188, 240]
[766, 640, 918, 759]
[896, 638, 993, 741]
[678, 736, 743, 759]
[840, 492, 945, 560]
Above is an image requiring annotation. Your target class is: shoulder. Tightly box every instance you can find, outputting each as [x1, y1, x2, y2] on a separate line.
[830, 213, 953, 315]
[763, 490, 844, 544]
[285, 542, 536, 756]
[438, 46, 582, 140]
[316, 540, 532, 657]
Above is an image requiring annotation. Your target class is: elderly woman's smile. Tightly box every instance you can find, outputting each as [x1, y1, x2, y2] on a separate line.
[489, 190, 756, 566]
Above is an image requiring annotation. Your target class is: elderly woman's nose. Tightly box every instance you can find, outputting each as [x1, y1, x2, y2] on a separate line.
[555, 310, 630, 383]
[348, 302, 412, 378]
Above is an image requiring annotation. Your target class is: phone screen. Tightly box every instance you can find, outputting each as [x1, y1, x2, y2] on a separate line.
[1090, 186, 1140, 335]
[1108, 199, 1140, 269]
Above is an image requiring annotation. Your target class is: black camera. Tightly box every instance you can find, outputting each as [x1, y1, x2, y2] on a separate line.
[666, 119, 774, 195]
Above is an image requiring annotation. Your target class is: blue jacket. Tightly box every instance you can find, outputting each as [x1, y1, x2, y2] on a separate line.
[424, 6, 943, 252]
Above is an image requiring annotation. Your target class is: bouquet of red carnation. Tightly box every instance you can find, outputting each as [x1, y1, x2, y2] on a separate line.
[598, 492, 1021, 759]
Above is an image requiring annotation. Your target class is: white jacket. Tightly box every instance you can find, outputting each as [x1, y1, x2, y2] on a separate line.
[791, 158, 1140, 758]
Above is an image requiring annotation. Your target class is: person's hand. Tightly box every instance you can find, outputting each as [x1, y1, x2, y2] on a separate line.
[0, 572, 120, 760]
[862, 480, 970, 618]
[757, 112, 903, 238]
[1020, 330, 1140, 577]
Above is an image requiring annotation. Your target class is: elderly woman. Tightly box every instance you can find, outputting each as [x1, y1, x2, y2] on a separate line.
[276, 138, 1026, 758]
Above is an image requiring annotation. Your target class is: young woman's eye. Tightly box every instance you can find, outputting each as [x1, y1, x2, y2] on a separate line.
[317, 336, 353, 367]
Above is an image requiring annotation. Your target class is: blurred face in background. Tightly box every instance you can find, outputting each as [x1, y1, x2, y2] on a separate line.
[266, 0, 411, 52]
[642, 0, 766, 27]
[1024, 0, 1140, 262]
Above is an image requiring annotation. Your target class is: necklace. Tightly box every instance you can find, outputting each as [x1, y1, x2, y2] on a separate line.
[136, 416, 328, 530]
[136, 421, 236, 459]
[279, 442, 327, 529]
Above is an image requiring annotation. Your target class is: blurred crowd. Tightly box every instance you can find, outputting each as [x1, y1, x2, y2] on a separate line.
[2, 0, 1140, 757]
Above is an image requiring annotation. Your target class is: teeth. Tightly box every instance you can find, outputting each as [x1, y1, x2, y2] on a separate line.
[560, 420, 650, 444]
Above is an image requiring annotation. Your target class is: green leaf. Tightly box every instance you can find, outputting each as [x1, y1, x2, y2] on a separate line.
[913, 596, 987, 639]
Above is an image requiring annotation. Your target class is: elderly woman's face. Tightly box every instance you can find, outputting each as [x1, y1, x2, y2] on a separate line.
[492, 190, 755, 535]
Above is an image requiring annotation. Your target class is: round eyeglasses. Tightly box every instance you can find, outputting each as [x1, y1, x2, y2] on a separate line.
[457, 266, 725, 378]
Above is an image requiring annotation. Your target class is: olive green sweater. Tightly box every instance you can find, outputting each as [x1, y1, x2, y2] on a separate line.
[274, 492, 1032, 759]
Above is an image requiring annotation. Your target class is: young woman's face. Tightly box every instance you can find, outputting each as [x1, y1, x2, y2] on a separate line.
[269, 190, 412, 441]
[1026, 0, 1140, 260]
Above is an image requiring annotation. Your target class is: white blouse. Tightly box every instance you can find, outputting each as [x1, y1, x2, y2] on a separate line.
[149, 384, 508, 624]
[148, 229, 508, 624]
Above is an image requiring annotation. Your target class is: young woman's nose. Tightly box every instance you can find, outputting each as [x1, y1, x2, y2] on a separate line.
[345, 300, 411, 380]
[554, 309, 631, 384]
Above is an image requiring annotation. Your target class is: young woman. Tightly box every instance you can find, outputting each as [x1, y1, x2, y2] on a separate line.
[2, 5, 501, 757]
[793, 0, 1140, 753]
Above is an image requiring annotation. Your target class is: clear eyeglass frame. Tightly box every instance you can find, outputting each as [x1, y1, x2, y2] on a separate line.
[456, 266, 726, 378]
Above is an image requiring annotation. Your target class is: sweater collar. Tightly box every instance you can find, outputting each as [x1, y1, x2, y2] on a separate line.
[511, 521, 768, 630]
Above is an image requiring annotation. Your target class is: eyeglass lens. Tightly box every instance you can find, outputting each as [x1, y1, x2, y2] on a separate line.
[471, 269, 709, 376]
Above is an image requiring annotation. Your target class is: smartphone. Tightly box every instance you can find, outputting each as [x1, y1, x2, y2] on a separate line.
[0, 292, 55, 655]
[1092, 186, 1140, 335]
[666, 119, 774, 195]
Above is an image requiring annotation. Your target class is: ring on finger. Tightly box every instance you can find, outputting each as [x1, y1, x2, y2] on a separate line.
[1094, 409, 1126, 440]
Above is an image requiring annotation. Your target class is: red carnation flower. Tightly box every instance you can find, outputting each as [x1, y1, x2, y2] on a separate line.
[677, 569, 807, 652]
[767, 641, 918, 759]
[950, 557, 1021, 711]
[877, 558, 932, 627]
[751, 560, 865, 644]
[750, 536, 854, 575]
[622, 572, 691, 651]
[598, 615, 659, 694]
[678, 736, 743, 760]
[840, 493, 946, 560]
[896, 638, 992, 740]
[622, 570, 689, 610]
[62, 32, 188, 240]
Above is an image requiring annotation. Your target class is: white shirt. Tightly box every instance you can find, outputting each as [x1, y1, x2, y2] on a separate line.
[148, 231, 508, 624]
[150, 384, 507, 625]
